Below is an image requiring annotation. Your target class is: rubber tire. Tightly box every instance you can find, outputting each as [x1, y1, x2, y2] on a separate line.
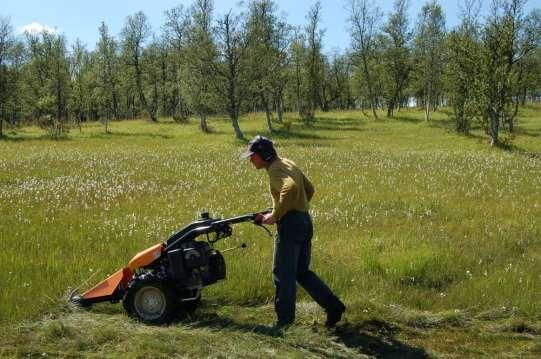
[123, 275, 177, 324]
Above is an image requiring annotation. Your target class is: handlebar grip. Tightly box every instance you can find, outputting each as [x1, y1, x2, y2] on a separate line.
[254, 213, 264, 225]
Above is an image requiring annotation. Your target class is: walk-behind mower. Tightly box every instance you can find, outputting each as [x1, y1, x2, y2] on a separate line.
[70, 210, 271, 324]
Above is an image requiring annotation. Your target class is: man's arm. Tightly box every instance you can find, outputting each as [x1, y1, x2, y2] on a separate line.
[269, 177, 294, 222]
[263, 166, 296, 224]
[303, 174, 314, 202]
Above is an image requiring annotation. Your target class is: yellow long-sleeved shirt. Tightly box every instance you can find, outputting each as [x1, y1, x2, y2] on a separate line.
[266, 157, 314, 222]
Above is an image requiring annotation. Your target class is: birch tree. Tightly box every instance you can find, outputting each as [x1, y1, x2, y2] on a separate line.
[0, 16, 14, 136]
[214, 10, 249, 139]
[413, 0, 446, 122]
[347, 0, 382, 120]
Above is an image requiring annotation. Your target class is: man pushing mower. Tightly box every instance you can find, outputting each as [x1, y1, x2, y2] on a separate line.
[241, 135, 346, 329]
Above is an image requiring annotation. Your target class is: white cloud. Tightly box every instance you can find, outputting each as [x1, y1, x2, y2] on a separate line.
[19, 22, 58, 35]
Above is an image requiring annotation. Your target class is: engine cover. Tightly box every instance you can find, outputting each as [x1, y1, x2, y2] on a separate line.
[183, 242, 210, 269]
[167, 249, 186, 279]
[204, 251, 226, 285]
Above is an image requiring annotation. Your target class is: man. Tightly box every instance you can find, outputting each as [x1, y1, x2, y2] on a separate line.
[241, 135, 346, 328]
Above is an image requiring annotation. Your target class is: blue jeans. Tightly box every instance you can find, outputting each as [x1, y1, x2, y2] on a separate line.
[272, 210, 343, 323]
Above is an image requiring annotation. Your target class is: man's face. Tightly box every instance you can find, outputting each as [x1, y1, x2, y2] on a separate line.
[250, 153, 266, 169]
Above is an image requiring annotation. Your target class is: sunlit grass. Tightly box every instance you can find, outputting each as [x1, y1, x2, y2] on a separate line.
[1, 105, 540, 323]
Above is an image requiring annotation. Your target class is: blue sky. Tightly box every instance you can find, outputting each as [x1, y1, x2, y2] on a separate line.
[2, 0, 539, 53]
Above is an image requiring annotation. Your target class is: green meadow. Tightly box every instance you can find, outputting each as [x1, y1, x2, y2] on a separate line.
[1, 106, 540, 357]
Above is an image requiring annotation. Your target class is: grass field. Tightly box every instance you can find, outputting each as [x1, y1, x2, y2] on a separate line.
[1, 105, 540, 357]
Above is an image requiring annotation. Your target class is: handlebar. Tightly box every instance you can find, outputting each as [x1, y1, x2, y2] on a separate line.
[209, 209, 273, 241]
[166, 209, 273, 250]
[211, 209, 272, 228]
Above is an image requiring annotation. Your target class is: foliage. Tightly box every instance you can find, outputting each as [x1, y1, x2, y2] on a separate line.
[0, 0, 539, 143]
[0, 16, 15, 136]
[96, 21, 120, 131]
[22, 32, 71, 138]
[380, 0, 412, 118]
[184, 0, 219, 133]
[163, 4, 191, 123]
[347, 0, 383, 119]
[412, 0, 446, 122]
[480, 0, 540, 145]
[245, 0, 292, 131]
[213, 10, 250, 139]
[120, 11, 155, 122]
[444, 0, 483, 134]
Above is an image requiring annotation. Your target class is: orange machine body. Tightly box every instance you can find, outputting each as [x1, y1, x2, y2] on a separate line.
[82, 267, 133, 299]
[128, 243, 165, 271]
[82, 243, 164, 300]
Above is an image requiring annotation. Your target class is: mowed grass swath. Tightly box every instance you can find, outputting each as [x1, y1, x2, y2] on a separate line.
[0, 106, 540, 324]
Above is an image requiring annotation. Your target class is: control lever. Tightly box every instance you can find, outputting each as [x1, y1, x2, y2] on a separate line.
[221, 243, 247, 254]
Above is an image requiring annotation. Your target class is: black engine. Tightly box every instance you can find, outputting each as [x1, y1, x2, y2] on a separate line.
[166, 240, 226, 288]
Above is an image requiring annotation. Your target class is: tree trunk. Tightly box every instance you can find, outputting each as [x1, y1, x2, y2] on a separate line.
[489, 110, 499, 146]
[294, 57, 302, 112]
[174, 97, 187, 123]
[230, 112, 244, 140]
[112, 89, 120, 119]
[150, 81, 159, 122]
[508, 117, 514, 133]
[361, 54, 378, 120]
[105, 107, 110, 133]
[424, 85, 431, 122]
[387, 99, 394, 118]
[199, 111, 209, 133]
[261, 94, 273, 132]
[276, 93, 284, 123]
[0, 103, 3, 137]
[136, 66, 156, 122]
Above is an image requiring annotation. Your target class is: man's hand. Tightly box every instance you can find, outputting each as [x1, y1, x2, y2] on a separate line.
[254, 213, 264, 225]
[261, 212, 276, 225]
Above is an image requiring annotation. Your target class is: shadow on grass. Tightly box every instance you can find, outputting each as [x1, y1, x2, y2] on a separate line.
[272, 129, 331, 140]
[0, 130, 176, 141]
[390, 112, 456, 131]
[498, 143, 541, 160]
[87, 131, 175, 140]
[334, 319, 430, 359]
[432, 126, 489, 143]
[391, 115, 424, 124]
[515, 128, 541, 138]
[307, 117, 366, 131]
[313, 116, 366, 125]
[0, 133, 73, 142]
[176, 309, 284, 337]
[241, 129, 332, 141]
[427, 120, 455, 131]
[177, 308, 430, 358]
[311, 122, 365, 132]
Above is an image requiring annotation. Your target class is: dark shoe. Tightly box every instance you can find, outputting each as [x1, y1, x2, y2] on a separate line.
[271, 320, 293, 330]
[325, 303, 346, 327]
[254, 320, 293, 335]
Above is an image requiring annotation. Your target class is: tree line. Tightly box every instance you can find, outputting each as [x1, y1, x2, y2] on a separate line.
[0, 0, 539, 145]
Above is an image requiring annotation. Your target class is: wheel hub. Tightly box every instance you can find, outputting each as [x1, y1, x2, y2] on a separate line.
[134, 286, 166, 320]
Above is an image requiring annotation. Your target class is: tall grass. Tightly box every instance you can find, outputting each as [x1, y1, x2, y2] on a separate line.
[1, 106, 540, 323]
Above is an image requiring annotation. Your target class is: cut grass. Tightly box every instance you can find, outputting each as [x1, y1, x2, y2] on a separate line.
[1, 300, 539, 358]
